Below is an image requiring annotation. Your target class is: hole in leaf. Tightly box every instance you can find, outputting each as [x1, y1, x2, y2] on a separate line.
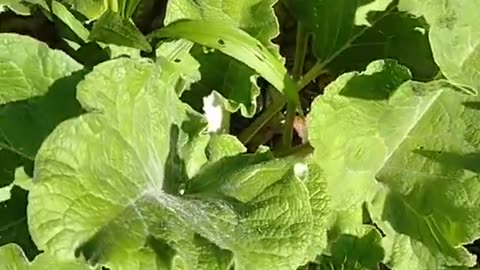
[217, 39, 225, 46]
[174, 58, 181, 63]
[255, 53, 264, 62]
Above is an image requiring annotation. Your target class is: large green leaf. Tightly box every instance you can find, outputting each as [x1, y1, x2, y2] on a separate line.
[0, 243, 92, 270]
[308, 60, 480, 268]
[28, 58, 315, 270]
[285, 0, 393, 68]
[0, 34, 84, 260]
[0, 33, 82, 105]
[327, 10, 439, 81]
[398, 0, 480, 91]
[284, 0, 438, 80]
[188, 155, 314, 269]
[163, 0, 281, 117]
[0, 34, 84, 159]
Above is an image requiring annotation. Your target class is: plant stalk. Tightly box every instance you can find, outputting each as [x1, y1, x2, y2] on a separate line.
[281, 102, 296, 149]
[275, 142, 314, 158]
[239, 60, 326, 146]
[281, 23, 308, 150]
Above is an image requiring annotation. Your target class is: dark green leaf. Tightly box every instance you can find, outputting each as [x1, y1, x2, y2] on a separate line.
[89, 10, 152, 52]
[0, 186, 39, 260]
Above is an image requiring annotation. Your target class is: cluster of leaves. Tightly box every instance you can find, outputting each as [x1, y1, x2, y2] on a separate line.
[1, 0, 480, 269]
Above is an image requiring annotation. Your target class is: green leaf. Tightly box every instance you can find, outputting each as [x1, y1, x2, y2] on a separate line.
[308, 59, 480, 268]
[162, 0, 282, 117]
[0, 33, 83, 257]
[302, 162, 331, 260]
[187, 154, 292, 203]
[286, 0, 401, 73]
[398, 0, 480, 91]
[57, 0, 141, 20]
[327, 10, 439, 81]
[57, 0, 107, 20]
[28, 58, 313, 270]
[0, 65, 84, 160]
[155, 39, 201, 96]
[117, 0, 140, 18]
[318, 228, 385, 270]
[205, 134, 246, 163]
[0, 0, 32, 15]
[150, 20, 299, 114]
[51, 0, 90, 43]
[0, 243, 92, 269]
[0, 33, 84, 263]
[0, 33, 82, 105]
[89, 10, 152, 52]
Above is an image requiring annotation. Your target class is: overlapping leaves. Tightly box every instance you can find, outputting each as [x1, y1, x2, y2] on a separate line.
[1, 0, 480, 269]
[308, 59, 480, 269]
[0, 33, 84, 260]
[164, 0, 282, 117]
[27, 57, 328, 270]
[398, 0, 480, 90]
[285, 0, 439, 80]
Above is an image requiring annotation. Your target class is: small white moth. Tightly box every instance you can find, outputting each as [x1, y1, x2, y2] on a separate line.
[202, 92, 229, 133]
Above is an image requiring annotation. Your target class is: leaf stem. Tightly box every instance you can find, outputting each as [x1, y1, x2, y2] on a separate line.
[292, 23, 308, 80]
[298, 60, 326, 90]
[238, 95, 285, 144]
[281, 102, 296, 150]
[275, 142, 314, 158]
[239, 60, 327, 146]
[281, 23, 308, 150]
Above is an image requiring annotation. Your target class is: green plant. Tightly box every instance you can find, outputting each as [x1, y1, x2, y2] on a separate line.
[1, 0, 480, 269]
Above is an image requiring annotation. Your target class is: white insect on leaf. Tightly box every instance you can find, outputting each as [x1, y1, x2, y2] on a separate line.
[203, 92, 229, 133]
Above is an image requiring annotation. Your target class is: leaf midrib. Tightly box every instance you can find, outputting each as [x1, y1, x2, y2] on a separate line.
[379, 88, 443, 175]
[319, 5, 396, 70]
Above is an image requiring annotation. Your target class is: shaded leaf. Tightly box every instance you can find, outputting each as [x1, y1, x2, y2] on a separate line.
[0, 186, 38, 260]
[318, 228, 384, 270]
[398, 0, 480, 91]
[89, 10, 152, 52]
[328, 10, 439, 81]
[285, 0, 394, 71]
[0, 33, 82, 104]
[57, 0, 106, 20]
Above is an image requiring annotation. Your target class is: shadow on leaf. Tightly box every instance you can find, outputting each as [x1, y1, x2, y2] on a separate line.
[339, 60, 411, 100]
[0, 69, 87, 160]
[413, 149, 480, 174]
